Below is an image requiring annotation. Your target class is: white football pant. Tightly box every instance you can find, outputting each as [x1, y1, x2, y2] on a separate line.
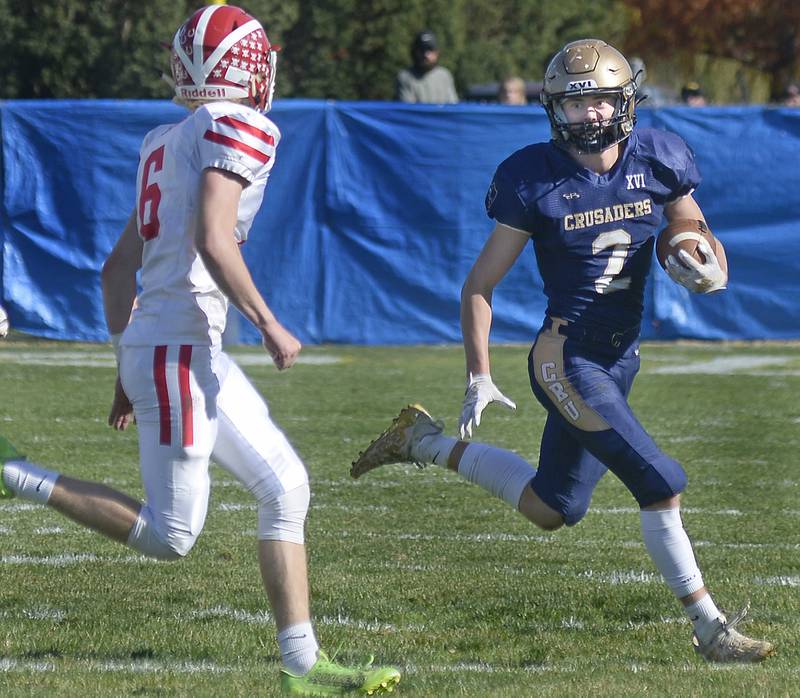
[119, 345, 309, 559]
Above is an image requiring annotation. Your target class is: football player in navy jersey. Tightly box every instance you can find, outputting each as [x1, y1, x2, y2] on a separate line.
[352, 39, 773, 663]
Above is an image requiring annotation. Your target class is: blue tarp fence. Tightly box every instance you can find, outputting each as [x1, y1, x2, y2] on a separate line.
[1, 100, 799, 344]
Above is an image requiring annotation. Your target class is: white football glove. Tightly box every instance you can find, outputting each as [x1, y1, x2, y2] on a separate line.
[458, 373, 516, 439]
[665, 238, 726, 293]
[0, 305, 8, 338]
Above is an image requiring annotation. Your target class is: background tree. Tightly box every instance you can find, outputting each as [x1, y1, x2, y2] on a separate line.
[284, 0, 631, 100]
[0, 1, 185, 98]
[452, 0, 631, 96]
[0, 0, 297, 99]
[0, 0, 796, 103]
[621, 0, 800, 102]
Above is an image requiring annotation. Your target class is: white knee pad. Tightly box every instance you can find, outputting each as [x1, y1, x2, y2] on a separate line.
[258, 484, 310, 544]
[126, 506, 198, 561]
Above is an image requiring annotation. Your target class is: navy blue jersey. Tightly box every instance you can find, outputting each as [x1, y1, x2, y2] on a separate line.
[485, 128, 700, 330]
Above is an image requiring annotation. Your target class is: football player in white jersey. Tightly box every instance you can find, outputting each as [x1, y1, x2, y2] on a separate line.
[0, 5, 399, 695]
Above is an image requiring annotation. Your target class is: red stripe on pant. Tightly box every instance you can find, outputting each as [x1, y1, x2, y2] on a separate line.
[153, 345, 170, 445]
[178, 345, 193, 447]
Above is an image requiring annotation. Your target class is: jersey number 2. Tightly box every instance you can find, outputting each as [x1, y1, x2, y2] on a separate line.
[592, 229, 632, 294]
[139, 145, 165, 241]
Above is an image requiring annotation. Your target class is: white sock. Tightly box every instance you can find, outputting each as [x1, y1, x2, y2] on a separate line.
[413, 433, 457, 466]
[456, 443, 536, 509]
[2, 460, 58, 504]
[685, 593, 723, 644]
[640, 508, 705, 596]
[277, 621, 319, 675]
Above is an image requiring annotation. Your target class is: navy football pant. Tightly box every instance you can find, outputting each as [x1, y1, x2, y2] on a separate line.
[527, 321, 687, 526]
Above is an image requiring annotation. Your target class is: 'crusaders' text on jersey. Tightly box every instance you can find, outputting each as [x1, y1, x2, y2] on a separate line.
[486, 128, 700, 332]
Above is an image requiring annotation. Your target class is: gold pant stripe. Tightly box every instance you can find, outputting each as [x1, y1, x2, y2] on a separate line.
[532, 320, 609, 433]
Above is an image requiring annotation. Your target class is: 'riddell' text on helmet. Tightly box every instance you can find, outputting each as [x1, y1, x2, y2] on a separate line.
[541, 39, 637, 154]
[171, 5, 278, 112]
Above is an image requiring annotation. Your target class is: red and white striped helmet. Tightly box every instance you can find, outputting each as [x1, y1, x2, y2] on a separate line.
[170, 5, 278, 112]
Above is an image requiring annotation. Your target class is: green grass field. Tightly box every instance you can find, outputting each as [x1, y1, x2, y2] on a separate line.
[1, 338, 799, 696]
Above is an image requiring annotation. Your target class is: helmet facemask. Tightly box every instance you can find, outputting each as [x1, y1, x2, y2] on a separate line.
[547, 84, 637, 153]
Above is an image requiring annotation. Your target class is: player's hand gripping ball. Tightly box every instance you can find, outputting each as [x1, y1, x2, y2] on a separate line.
[656, 218, 728, 293]
[656, 218, 721, 270]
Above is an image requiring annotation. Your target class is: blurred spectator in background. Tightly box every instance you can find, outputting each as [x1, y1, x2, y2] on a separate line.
[681, 82, 707, 107]
[628, 56, 675, 107]
[396, 30, 458, 104]
[498, 76, 527, 105]
[781, 82, 800, 107]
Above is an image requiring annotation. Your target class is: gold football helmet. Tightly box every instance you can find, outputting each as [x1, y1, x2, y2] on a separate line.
[541, 39, 637, 153]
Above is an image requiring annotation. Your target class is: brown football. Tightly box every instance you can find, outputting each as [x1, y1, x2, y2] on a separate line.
[655, 218, 727, 274]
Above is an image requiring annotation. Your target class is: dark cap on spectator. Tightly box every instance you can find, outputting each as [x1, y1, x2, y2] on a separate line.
[413, 30, 438, 52]
[681, 82, 704, 100]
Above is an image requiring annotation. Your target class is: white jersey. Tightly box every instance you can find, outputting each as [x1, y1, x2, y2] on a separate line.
[122, 101, 280, 348]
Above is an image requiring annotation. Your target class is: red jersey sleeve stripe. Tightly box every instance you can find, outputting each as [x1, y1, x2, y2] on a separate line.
[213, 115, 275, 146]
[178, 345, 194, 448]
[203, 130, 270, 164]
[153, 345, 171, 446]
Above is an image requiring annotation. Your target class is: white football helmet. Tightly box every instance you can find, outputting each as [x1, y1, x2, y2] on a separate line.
[170, 4, 278, 112]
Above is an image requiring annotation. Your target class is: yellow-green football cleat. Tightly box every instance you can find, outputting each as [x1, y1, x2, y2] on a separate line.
[281, 651, 400, 696]
[350, 404, 443, 479]
[692, 605, 775, 663]
[0, 435, 23, 499]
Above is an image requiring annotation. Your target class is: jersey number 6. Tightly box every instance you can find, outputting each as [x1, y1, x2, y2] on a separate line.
[592, 229, 632, 294]
[139, 145, 165, 241]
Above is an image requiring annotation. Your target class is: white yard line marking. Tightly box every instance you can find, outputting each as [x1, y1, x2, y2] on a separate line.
[1, 553, 99, 566]
[579, 570, 660, 585]
[229, 354, 341, 366]
[0, 657, 229, 674]
[216, 503, 254, 511]
[5, 656, 790, 676]
[0, 351, 116, 367]
[184, 605, 425, 632]
[649, 355, 795, 375]
[0, 659, 57, 672]
[0, 502, 41, 511]
[95, 659, 233, 673]
[318, 528, 784, 548]
[317, 614, 410, 632]
[188, 605, 272, 625]
[0, 553, 165, 566]
[217, 502, 391, 513]
[589, 507, 743, 516]
[0, 607, 66, 622]
[755, 576, 800, 587]
[0, 349, 340, 368]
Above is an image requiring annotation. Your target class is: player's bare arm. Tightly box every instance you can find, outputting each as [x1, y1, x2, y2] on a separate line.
[101, 209, 142, 336]
[195, 167, 301, 370]
[101, 209, 142, 431]
[461, 222, 529, 375]
[458, 223, 527, 437]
